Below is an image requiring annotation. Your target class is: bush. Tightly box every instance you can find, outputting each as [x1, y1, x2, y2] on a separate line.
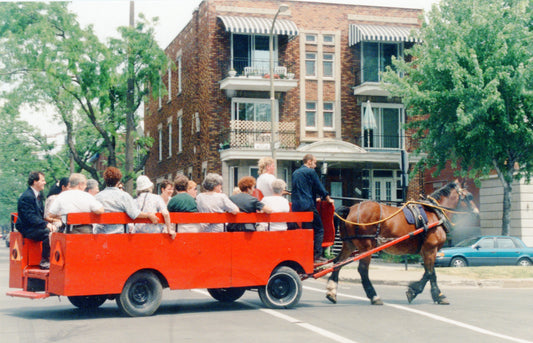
[380, 252, 420, 264]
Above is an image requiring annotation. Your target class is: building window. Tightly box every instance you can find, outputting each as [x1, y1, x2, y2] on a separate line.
[305, 34, 317, 43]
[176, 55, 182, 95]
[167, 119, 172, 157]
[323, 102, 334, 129]
[167, 66, 172, 101]
[306, 102, 317, 129]
[362, 42, 402, 83]
[158, 78, 162, 110]
[305, 53, 316, 77]
[323, 34, 334, 44]
[157, 124, 163, 161]
[232, 98, 276, 122]
[177, 113, 183, 153]
[362, 104, 403, 149]
[323, 53, 334, 78]
[232, 34, 279, 76]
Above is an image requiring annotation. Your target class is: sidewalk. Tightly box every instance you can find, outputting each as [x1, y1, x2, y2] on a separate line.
[335, 261, 533, 288]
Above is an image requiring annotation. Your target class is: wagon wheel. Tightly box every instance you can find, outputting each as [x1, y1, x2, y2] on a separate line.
[68, 295, 107, 309]
[207, 287, 246, 302]
[116, 271, 162, 317]
[258, 266, 302, 309]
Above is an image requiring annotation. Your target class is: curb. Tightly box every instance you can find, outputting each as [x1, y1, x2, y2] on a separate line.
[338, 276, 533, 288]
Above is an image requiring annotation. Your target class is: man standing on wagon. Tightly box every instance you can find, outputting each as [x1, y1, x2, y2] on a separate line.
[16, 171, 56, 269]
[291, 154, 333, 264]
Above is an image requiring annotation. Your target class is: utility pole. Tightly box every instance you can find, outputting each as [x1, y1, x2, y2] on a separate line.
[124, 0, 135, 193]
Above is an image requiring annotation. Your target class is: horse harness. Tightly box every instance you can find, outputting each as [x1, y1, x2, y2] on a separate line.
[341, 200, 450, 246]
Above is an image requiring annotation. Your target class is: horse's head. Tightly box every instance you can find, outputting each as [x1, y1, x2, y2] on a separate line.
[430, 181, 479, 216]
[455, 184, 479, 216]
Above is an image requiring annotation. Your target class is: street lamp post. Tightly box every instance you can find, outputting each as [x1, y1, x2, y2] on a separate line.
[269, 4, 289, 172]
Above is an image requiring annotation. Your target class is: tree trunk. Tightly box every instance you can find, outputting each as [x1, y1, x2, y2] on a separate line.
[124, 0, 135, 194]
[501, 180, 512, 236]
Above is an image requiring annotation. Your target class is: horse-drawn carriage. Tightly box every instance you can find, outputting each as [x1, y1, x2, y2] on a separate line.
[7, 181, 478, 317]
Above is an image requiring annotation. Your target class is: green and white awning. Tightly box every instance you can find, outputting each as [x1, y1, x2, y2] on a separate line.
[218, 15, 298, 36]
[349, 24, 420, 45]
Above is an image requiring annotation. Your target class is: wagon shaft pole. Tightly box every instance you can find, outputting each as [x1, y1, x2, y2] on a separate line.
[311, 225, 435, 279]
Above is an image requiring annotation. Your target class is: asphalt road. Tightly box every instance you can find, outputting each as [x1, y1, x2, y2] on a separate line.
[1, 245, 532, 343]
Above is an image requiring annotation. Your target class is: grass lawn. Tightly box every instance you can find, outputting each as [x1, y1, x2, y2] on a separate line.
[436, 266, 533, 279]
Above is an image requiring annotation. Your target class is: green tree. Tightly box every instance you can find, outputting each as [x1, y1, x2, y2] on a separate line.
[0, 103, 62, 226]
[0, 2, 168, 189]
[383, 0, 533, 235]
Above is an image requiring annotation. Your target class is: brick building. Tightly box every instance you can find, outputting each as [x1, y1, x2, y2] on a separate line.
[145, 0, 425, 207]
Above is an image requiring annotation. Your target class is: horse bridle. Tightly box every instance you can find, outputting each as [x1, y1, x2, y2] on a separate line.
[453, 183, 476, 213]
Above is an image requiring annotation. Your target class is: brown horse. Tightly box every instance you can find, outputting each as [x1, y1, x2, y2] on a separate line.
[326, 181, 479, 305]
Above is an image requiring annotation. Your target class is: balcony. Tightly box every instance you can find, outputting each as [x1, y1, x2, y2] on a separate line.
[357, 133, 405, 151]
[219, 58, 297, 93]
[219, 120, 297, 150]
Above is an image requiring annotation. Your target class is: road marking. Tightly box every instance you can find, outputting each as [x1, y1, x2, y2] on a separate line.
[304, 285, 533, 343]
[192, 289, 359, 343]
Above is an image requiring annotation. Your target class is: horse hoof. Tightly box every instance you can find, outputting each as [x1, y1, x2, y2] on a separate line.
[371, 296, 383, 305]
[406, 289, 416, 304]
[436, 297, 450, 305]
[326, 293, 337, 304]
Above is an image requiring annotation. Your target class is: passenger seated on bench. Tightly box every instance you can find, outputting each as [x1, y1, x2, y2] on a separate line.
[133, 175, 175, 239]
[168, 174, 201, 233]
[228, 176, 272, 232]
[93, 167, 159, 234]
[196, 173, 239, 232]
[257, 179, 289, 231]
[16, 171, 56, 269]
[48, 173, 104, 234]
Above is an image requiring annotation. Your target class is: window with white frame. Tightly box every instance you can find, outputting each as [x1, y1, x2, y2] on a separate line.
[362, 104, 403, 149]
[232, 98, 276, 122]
[305, 34, 317, 44]
[176, 55, 182, 95]
[323, 34, 334, 44]
[167, 66, 172, 101]
[306, 102, 317, 129]
[305, 52, 316, 77]
[157, 124, 163, 161]
[158, 78, 162, 110]
[362, 42, 402, 83]
[167, 118, 172, 157]
[323, 102, 334, 129]
[323, 53, 334, 78]
[177, 112, 183, 153]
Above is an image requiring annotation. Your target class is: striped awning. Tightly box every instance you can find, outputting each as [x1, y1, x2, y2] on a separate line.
[218, 15, 298, 36]
[349, 24, 420, 46]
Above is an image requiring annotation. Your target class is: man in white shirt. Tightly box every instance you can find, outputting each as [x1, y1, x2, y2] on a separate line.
[49, 173, 104, 234]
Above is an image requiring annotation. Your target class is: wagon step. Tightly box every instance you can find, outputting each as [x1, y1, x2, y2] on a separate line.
[23, 267, 50, 280]
[6, 290, 50, 299]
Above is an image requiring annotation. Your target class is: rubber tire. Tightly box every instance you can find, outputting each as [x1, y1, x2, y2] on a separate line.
[258, 266, 302, 309]
[517, 258, 532, 266]
[68, 295, 107, 309]
[450, 257, 467, 267]
[207, 288, 246, 303]
[117, 271, 162, 317]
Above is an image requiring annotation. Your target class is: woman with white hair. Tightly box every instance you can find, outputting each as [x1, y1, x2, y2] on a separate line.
[133, 175, 175, 239]
[258, 179, 290, 231]
[196, 173, 239, 232]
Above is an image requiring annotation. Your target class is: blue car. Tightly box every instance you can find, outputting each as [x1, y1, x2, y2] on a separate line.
[435, 236, 533, 267]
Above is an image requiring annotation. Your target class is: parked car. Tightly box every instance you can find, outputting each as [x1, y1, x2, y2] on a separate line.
[435, 235, 533, 267]
[4, 233, 9, 248]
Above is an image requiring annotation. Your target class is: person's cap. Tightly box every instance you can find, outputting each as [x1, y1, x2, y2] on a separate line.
[136, 175, 153, 192]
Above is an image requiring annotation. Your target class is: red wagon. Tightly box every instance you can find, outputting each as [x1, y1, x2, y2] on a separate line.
[8, 210, 330, 316]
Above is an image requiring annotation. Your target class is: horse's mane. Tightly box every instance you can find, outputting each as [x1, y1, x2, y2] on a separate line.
[429, 181, 459, 201]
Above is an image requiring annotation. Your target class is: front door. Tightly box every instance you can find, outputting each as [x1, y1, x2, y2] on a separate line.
[373, 179, 395, 202]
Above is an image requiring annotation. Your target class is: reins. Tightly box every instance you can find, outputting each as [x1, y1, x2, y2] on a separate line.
[333, 199, 464, 227]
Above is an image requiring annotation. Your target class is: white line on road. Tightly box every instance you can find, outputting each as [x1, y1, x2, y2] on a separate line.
[304, 285, 533, 343]
[192, 289, 359, 343]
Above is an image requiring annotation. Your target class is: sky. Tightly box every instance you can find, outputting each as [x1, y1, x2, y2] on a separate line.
[16, 0, 440, 141]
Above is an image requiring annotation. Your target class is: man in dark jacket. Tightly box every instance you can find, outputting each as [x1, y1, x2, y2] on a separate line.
[16, 171, 54, 269]
[292, 154, 333, 264]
